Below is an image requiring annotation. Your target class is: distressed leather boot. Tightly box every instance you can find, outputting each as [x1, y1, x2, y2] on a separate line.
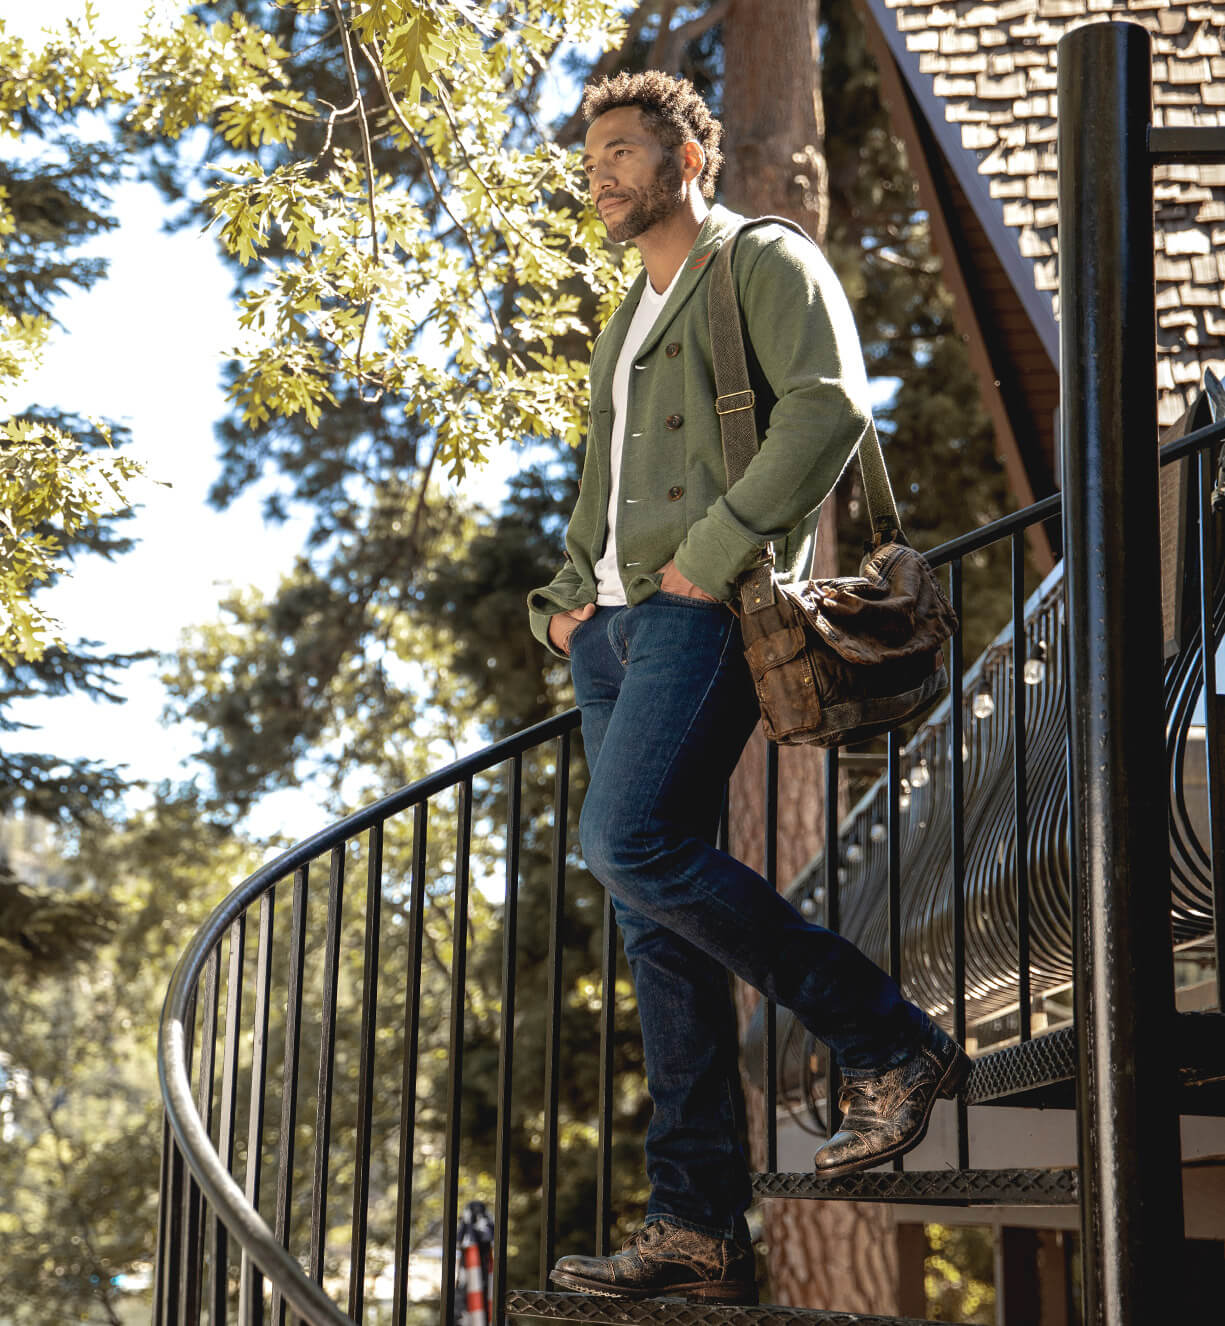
[550, 1218, 757, 1304]
[812, 1034, 971, 1178]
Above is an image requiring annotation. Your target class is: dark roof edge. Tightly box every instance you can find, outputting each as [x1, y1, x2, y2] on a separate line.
[862, 0, 1059, 366]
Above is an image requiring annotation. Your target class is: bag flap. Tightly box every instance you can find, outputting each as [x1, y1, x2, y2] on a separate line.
[743, 620, 807, 675]
[786, 544, 958, 666]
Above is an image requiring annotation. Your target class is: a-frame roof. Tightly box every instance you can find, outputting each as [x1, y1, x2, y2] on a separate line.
[856, 0, 1225, 530]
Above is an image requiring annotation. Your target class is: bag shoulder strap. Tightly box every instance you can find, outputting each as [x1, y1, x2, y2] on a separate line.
[708, 216, 903, 547]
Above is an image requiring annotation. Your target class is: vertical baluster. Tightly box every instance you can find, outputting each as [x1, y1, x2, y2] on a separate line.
[441, 779, 474, 1326]
[240, 889, 276, 1326]
[763, 740, 779, 1173]
[1012, 535, 1033, 1041]
[168, 988, 196, 1326]
[154, 1114, 173, 1326]
[887, 731, 902, 986]
[539, 731, 570, 1289]
[595, 888, 617, 1254]
[185, 948, 220, 1325]
[1197, 451, 1225, 1004]
[393, 803, 429, 1326]
[948, 561, 970, 1169]
[494, 758, 522, 1324]
[157, 1119, 186, 1326]
[214, 916, 247, 1323]
[823, 747, 841, 1137]
[273, 866, 308, 1326]
[309, 847, 346, 1285]
[349, 824, 384, 1322]
[887, 731, 903, 1171]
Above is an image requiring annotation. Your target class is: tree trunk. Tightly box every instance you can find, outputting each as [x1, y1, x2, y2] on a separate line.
[720, 0, 828, 245]
[719, 0, 900, 1312]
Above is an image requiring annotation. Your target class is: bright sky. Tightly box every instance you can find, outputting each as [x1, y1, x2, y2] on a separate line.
[9, 176, 326, 836]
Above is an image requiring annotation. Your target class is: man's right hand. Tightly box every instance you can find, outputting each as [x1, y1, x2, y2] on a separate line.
[548, 603, 597, 655]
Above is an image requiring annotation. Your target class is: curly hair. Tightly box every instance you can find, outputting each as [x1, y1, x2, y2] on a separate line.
[581, 70, 723, 199]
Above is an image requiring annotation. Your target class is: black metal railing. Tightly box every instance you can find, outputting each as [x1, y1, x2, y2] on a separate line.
[763, 395, 1225, 1126]
[156, 711, 586, 1326]
[156, 22, 1225, 1326]
[154, 394, 1224, 1325]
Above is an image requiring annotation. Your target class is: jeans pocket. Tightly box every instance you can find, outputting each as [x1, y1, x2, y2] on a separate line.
[652, 589, 724, 608]
[565, 613, 596, 656]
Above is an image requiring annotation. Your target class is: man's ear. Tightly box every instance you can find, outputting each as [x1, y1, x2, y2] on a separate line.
[680, 138, 706, 185]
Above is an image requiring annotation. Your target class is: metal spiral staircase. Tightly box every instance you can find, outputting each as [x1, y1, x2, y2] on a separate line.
[155, 26, 1225, 1326]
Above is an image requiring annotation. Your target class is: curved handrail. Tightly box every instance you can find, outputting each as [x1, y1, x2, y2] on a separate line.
[157, 707, 581, 1325]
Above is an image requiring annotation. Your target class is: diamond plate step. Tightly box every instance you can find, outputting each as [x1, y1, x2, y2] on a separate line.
[506, 1290, 946, 1326]
[752, 1166, 1077, 1205]
[961, 1012, 1225, 1106]
[965, 1027, 1076, 1103]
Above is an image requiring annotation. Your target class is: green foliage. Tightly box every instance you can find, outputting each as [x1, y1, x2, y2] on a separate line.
[0, 6, 127, 122]
[0, 792, 267, 1324]
[0, 417, 142, 662]
[0, 860, 116, 972]
[924, 1223, 996, 1323]
[122, 0, 630, 474]
[0, 12, 143, 666]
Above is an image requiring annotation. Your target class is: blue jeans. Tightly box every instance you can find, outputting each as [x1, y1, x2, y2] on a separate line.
[568, 594, 931, 1240]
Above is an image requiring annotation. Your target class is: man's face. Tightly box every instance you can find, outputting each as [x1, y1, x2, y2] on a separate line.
[582, 106, 687, 244]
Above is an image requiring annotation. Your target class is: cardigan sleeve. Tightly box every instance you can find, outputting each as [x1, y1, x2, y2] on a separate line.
[672, 227, 872, 601]
[526, 424, 602, 656]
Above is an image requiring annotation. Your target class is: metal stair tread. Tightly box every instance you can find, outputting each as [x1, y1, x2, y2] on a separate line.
[964, 1012, 1225, 1103]
[964, 1026, 1075, 1102]
[505, 1290, 951, 1326]
[751, 1166, 1078, 1205]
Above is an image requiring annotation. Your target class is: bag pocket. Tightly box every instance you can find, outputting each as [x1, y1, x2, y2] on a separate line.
[741, 607, 820, 742]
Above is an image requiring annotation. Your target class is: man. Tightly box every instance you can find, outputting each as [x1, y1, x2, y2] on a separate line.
[527, 71, 967, 1306]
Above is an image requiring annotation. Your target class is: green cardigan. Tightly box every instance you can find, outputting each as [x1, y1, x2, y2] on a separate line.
[527, 204, 874, 655]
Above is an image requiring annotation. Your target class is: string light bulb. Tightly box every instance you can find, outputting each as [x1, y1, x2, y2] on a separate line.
[910, 758, 930, 789]
[1024, 640, 1048, 686]
[972, 681, 995, 719]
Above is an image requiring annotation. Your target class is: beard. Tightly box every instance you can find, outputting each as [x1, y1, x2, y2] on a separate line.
[601, 151, 686, 243]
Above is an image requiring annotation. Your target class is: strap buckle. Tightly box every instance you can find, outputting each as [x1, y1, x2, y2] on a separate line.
[863, 521, 904, 554]
[715, 389, 756, 415]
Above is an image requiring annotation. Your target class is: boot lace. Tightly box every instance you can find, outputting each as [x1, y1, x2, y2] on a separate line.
[621, 1222, 666, 1253]
[838, 1075, 886, 1114]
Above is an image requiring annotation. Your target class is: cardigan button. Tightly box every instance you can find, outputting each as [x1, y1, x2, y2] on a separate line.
[665, 342, 681, 358]
[668, 486, 684, 501]
[665, 413, 683, 429]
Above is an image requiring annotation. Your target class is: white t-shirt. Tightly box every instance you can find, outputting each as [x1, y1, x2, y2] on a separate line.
[593, 265, 683, 605]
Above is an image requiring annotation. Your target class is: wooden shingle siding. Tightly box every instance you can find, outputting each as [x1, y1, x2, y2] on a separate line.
[873, 0, 1225, 428]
